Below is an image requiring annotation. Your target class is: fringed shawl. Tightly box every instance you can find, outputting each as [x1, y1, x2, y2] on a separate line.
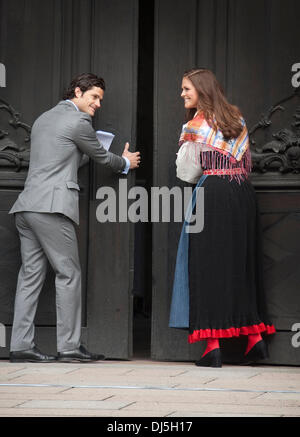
[179, 112, 251, 181]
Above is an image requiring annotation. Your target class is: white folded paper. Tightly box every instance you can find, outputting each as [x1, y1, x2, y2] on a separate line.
[96, 130, 115, 151]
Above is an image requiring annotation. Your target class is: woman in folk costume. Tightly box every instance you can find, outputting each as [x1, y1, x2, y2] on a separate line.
[169, 68, 275, 367]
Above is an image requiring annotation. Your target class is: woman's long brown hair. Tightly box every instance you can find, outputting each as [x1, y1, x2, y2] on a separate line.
[183, 69, 243, 140]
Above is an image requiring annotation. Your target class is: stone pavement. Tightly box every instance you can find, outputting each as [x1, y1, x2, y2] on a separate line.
[0, 359, 299, 417]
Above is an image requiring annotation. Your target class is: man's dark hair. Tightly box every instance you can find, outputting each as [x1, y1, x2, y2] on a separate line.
[63, 73, 106, 99]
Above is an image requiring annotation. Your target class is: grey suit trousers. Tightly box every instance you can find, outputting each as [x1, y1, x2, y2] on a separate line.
[10, 212, 81, 352]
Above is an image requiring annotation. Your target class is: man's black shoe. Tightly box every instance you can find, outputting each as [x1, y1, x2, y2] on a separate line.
[57, 345, 105, 362]
[10, 347, 57, 363]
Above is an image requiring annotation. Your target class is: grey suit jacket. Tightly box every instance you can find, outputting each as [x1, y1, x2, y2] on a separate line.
[9, 100, 126, 225]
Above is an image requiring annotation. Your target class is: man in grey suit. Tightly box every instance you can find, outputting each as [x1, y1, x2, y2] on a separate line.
[9, 73, 140, 362]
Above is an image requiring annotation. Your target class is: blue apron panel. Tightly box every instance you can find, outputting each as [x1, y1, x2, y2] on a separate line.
[169, 175, 207, 329]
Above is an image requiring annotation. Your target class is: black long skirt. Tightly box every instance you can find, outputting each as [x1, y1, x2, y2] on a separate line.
[188, 175, 275, 343]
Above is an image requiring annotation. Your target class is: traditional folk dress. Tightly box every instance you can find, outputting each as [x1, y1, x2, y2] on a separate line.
[169, 111, 275, 343]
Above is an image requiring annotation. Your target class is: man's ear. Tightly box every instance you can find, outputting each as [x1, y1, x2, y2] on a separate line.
[74, 87, 83, 98]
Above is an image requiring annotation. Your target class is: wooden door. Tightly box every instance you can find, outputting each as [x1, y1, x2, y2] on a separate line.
[152, 0, 300, 365]
[0, 0, 138, 359]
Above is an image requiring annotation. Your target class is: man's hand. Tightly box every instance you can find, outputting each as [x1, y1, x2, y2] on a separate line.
[122, 142, 141, 169]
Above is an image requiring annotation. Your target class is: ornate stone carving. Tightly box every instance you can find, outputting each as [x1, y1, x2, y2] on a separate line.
[0, 98, 31, 170]
[249, 88, 300, 175]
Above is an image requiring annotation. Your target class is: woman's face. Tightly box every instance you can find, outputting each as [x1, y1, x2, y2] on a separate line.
[181, 77, 199, 109]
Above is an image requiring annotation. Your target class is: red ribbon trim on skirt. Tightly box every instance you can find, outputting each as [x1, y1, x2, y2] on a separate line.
[188, 323, 276, 343]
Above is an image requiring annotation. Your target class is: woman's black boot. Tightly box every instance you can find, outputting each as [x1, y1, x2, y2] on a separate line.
[195, 348, 222, 368]
[244, 339, 269, 364]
